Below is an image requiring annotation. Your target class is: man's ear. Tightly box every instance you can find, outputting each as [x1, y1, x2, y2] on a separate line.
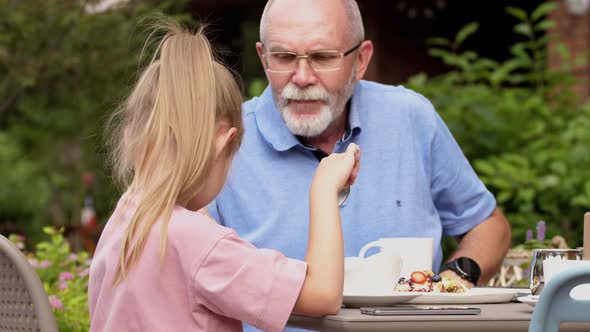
[256, 42, 271, 81]
[214, 126, 238, 159]
[354, 40, 374, 81]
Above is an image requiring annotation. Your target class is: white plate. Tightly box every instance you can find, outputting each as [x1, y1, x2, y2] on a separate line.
[406, 287, 519, 304]
[343, 293, 420, 308]
[517, 295, 539, 307]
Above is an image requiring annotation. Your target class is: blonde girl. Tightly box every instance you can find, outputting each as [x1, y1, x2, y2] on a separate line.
[88, 18, 360, 332]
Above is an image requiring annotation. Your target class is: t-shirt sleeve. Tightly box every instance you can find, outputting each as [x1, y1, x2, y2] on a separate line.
[192, 232, 307, 332]
[429, 109, 497, 236]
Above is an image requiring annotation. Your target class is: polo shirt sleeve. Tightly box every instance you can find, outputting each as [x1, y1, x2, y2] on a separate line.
[206, 200, 223, 225]
[429, 109, 497, 237]
[192, 232, 307, 332]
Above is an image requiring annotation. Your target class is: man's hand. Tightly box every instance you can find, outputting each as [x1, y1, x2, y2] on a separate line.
[439, 269, 474, 289]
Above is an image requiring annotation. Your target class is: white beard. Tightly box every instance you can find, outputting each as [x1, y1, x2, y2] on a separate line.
[280, 101, 334, 137]
[276, 72, 356, 138]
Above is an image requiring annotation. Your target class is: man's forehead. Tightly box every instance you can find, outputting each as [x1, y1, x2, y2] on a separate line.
[263, 0, 346, 49]
[263, 30, 339, 51]
[266, 7, 339, 30]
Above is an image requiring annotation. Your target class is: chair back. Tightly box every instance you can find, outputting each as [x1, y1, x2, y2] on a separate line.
[0, 234, 58, 332]
[529, 265, 590, 332]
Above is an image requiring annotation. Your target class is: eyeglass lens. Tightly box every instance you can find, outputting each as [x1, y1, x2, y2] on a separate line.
[267, 51, 342, 72]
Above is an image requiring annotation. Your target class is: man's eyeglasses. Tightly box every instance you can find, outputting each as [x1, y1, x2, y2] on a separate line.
[262, 42, 361, 73]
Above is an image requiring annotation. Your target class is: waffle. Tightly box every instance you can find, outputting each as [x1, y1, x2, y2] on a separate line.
[394, 270, 467, 293]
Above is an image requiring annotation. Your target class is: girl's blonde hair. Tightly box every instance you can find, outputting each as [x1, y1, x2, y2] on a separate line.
[107, 17, 243, 284]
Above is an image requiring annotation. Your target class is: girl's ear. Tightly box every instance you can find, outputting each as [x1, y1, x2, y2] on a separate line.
[214, 125, 238, 159]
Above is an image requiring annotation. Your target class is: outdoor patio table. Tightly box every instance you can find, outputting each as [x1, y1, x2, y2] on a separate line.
[287, 302, 590, 331]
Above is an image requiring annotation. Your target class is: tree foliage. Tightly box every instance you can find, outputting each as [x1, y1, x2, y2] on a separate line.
[0, 0, 193, 241]
[407, 2, 590, 247]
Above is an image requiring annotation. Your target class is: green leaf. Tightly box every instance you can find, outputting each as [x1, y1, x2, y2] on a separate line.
[454, 22, 479, 48]
[537, 34, 550, 46]
[474, 58, 498, 70]
[549, 161, 567, 175]
[502, 154, 529, 167]
[554, 43, 571, 60]
[462, 51, 478, 61]
[474, 160, 496, 176]
[490, 59, 522, 85]
[517, 188, 536, 202]
[510, 43, 532, 65]
[428, 48, 450, 59]
[43, 226, 56, 235]
[571, 196, 590, 207]
[506, 7, 528, 21]
[540, 175, 560, 188]
[407, 72, 428, 87]
[426, 37, 451, 47]
[36, 243, 51, 250]
[497, 191, 513, 203]
[490, 178, 514, 190]
[534, 19, 556, 32]
[531, 2, 558, 22]
[514, 23, 533, 37]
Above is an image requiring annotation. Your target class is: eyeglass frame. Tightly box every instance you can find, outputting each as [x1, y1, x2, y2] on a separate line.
[261, 42, 362, 73]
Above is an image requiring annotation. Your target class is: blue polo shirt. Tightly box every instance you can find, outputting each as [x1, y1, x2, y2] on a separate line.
[208, 80, 496, 275]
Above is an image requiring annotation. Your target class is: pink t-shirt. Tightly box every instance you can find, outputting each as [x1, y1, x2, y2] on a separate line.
[88, 195, 307, 332]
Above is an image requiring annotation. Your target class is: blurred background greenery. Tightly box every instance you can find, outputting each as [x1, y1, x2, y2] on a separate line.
[0, 0, 194, 245]
[1, 0, 589, 252]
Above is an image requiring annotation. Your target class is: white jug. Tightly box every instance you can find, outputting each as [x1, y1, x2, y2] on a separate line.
[344, 252, 402, 295]
[359, 237, 433, 278]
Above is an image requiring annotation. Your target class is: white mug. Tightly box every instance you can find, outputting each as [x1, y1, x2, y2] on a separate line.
[344, 252, 402, 295]
[359, 237, 434, 278]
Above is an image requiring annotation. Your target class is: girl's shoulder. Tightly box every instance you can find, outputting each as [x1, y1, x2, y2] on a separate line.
[166, 206, 235, 254]
[170, 206, 232, 234]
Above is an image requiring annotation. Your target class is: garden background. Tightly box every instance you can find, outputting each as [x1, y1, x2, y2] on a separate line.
[1, 0, 589, 330]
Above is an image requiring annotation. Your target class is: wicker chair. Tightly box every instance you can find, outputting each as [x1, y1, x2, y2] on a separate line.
[0, 234, 58, 332]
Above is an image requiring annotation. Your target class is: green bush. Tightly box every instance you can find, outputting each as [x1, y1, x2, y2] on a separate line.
[0, 0, 194, 242]
[406, 2, 590, 248]
[10, 228, 90, 332]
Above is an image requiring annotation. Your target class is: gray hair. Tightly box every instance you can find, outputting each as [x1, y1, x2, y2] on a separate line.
[259, 0, 364, 45]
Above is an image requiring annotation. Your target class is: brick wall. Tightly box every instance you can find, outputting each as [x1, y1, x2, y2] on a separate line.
[548, 0, 590, 101]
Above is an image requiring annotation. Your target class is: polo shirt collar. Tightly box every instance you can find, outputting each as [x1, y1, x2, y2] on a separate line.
[255, 83, 364, 152]
[255, 87, 301, 152]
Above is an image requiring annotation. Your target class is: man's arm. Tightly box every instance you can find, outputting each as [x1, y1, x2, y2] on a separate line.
[440, 208, 511, 286]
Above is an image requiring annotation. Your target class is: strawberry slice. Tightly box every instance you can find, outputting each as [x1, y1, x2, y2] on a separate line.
[410, 271, 427, 284]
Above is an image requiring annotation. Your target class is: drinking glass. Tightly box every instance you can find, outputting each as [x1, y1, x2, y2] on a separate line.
[529, 248, 583, 295]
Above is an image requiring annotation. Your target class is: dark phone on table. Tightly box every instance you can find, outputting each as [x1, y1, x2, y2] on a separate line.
[360, 306, 481, 316]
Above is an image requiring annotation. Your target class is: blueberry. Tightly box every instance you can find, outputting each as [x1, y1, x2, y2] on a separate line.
[431, 274, 442, 282]
[398, 277, 406, 283]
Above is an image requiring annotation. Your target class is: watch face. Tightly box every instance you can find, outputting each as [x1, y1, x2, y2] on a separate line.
[456, 257, 481, 282]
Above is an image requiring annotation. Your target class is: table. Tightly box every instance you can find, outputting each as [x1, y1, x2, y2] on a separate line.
[287, 302, 590, 331]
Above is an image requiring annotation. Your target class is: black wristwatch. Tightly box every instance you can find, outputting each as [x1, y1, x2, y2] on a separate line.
[440, 257, 481, 284]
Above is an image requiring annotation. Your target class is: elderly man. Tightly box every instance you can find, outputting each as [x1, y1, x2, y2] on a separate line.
[209, 0, 511, 322]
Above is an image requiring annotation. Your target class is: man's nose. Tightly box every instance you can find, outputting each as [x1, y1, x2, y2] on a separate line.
[291, 58, 319, 88]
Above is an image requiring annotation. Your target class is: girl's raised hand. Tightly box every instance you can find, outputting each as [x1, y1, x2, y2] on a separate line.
[313, 143, 361, 192]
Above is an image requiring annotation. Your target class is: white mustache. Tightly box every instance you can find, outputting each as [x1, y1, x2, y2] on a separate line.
[281, 83, 330, 102]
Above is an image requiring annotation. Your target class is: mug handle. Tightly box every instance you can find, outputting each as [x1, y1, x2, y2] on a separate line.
[359, 240, 382, 258]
